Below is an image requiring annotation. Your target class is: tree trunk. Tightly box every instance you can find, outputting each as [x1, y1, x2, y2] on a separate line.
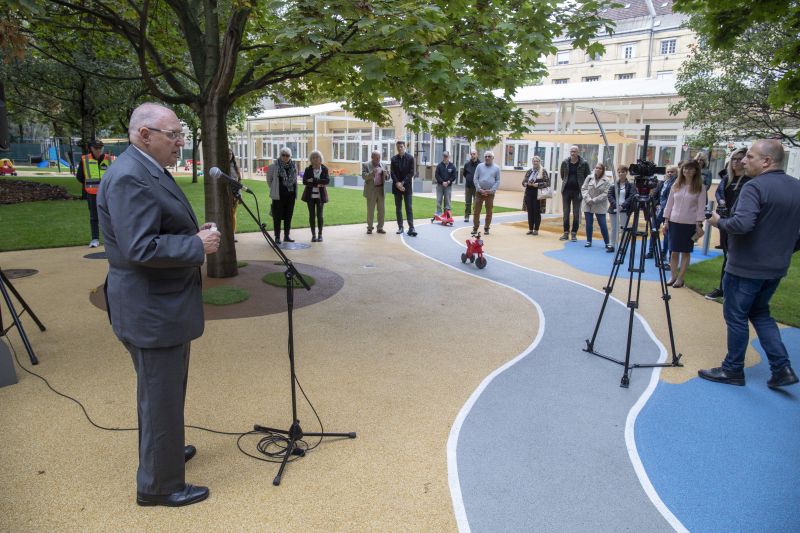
[199, 101, 238, 278]
[0, 81, 9, 150]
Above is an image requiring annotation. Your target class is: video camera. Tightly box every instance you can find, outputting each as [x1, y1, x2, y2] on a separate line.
[628, 127, 666, 196]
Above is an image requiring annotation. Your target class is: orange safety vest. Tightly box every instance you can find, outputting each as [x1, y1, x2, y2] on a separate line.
[81, 154, 111, 195]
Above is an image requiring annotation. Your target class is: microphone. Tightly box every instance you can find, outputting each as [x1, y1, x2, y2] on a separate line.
[209, 166, 249, 192]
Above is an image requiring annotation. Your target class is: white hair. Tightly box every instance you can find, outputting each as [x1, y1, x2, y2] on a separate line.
[279, 147, 292, 157]
[128, 103, 173, 140]
[371, 150, 381, 158]
[483, 150, 494, 158]
[309, 150, 324, 163]
[442, 151, 450, 157]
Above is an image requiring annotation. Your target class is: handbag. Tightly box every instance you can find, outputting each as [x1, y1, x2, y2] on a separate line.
[538, 184, 553, 200]
[691, 226, 704, 242]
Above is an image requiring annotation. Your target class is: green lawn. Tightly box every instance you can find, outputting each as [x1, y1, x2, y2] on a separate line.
[685, 254, 799, 328]
[1, 175, 513, 251]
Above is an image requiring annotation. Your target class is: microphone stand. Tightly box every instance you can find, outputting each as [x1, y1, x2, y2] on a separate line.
[230, 185, 356, 486]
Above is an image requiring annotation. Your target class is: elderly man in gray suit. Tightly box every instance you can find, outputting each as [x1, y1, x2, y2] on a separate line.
[97, 103, 220, 507]
[362, 149, 390, 234]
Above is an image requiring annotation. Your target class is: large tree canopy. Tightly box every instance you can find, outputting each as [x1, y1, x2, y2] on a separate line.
[669, 19, 800, 147]
[27, 0, 615, 277]
[674, 0, 800, 110]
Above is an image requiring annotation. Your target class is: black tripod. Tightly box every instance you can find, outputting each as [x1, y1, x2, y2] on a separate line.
[231, 186, 356, 486]
[583, 193, 682, 387]
[1, 267, 46, 365]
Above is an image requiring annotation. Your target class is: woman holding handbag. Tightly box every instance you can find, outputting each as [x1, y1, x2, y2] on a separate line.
[521, 155, 550, 235]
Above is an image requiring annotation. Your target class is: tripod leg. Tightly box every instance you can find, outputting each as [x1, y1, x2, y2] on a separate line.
[273, 438, 295, 486]
[0, 276, 39, 365]
[0, 271, 46, 331]
[620, 206, 648, 388]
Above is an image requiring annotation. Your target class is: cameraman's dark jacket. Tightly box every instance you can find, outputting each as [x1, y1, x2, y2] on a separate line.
[718, 169, 800, 279]
[608, 180, 634, 214]
[463, 159, 479, 188]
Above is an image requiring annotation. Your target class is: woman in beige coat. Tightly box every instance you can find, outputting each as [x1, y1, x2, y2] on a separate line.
[581, 163, 612, 250]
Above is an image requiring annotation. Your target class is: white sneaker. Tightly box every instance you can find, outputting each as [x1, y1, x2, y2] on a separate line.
[89, 239, 100, 248]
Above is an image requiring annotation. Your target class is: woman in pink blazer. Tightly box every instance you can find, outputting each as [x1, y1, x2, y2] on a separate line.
[662, 160, 706, 287]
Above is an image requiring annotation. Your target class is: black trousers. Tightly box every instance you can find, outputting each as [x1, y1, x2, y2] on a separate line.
[307, 199, 324, 235]
[87, 194, 100, 240]
[562, 189, 582, 233]
[524, 187, 541, 230]
[124, 341, 190, 495]
[394, 188, 414, 230]
[272, 196, 296, 238]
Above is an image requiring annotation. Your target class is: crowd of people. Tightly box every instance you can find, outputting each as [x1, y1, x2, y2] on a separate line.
[92, 102, 799, 509]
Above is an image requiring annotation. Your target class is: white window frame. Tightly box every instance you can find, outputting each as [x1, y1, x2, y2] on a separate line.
[619, 42, 636, 60]
[331, 129, 371, 163]
[660, 39, 677, 55]
[503, 140, 531, 170]
[553, 78, 569, 85]
[556, 51, 570, 65]
[656, 70, 674, 80]
[583, 76, 600, 82]
[616, 73, 635, 80]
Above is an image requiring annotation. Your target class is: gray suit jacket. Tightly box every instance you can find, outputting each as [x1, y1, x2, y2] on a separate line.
[97, 145, 206, 349]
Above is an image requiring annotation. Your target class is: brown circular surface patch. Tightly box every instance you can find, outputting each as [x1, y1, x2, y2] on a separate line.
[89, 260, 343, 320]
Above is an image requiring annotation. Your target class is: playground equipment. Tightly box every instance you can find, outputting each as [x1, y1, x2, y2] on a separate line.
[0, 158, 17, 176]
[431, 208, 454, 226]
[461, 233, 487, 269]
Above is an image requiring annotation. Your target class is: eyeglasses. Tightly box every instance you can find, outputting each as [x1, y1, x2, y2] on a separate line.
[146, 127, 186, 140]
[485, 155, 494, 158]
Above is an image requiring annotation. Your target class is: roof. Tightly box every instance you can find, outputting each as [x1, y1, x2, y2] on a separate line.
[509, 78, 677, 103]
[251, 102, 345, 120]
[601, 0, 674, 21]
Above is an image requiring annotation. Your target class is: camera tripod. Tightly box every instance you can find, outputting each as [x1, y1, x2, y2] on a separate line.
[0, 267, 46, 365]
[583, 193, 682, 387]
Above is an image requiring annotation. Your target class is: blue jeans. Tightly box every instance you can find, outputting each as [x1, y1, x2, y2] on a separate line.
[721, 273, 790, 373]
[584, 212, 609, 244]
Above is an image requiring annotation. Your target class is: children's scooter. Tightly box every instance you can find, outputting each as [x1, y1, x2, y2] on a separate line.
[461, 232, 487, 269]
[431, 208, 454, 226]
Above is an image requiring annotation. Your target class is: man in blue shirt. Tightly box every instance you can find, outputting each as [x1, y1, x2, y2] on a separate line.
[700, 139, 800, 388]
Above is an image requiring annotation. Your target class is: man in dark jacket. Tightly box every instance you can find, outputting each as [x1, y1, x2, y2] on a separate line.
[701, 139, 800, 388]
[435, 151, 457, 215]
[76, 139, 112, 248]
[390, 140, 417, 236]
[462, 150, 479, 222]
[559, 145, 591, 241]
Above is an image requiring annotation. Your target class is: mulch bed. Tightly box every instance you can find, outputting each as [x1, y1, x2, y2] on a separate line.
[0, 179, 76, 203]
[89, 260, 343, 320]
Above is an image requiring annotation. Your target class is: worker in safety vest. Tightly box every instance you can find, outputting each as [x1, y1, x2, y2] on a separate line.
[76, 139, 112, 247]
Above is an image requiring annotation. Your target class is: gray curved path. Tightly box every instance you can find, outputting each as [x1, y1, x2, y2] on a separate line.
[403, 214, 675, 532]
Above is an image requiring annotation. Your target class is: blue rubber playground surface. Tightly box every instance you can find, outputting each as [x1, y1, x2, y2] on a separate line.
[545, 240, 722, 281]
[402, 213, 798, 532]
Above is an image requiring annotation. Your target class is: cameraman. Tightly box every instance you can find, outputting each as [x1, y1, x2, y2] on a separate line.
[700, 140, 800, 388]
[704, 147, 750, 300]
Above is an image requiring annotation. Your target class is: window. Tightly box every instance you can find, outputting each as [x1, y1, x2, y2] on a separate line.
[583, 76, 600, 82]
[616, 73, 635, 80]
[656, 70, 674, 80]
[553, 78, 569, 85]
[619, 43, 636, 60]
[587, 51, 602, 61]
[503, 141, 530, 169]
[660, 39, 677, 55]
[332, 129, 371, 162]
[556, 51, 570, 65]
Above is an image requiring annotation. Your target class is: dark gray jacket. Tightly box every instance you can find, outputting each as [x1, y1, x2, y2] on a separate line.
[718, 169, 800, 279]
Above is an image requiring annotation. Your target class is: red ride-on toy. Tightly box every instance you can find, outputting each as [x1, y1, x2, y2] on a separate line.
[461, 232, 487, 269]
[431, 208, 455, 226]
[1, 159, 17, 176]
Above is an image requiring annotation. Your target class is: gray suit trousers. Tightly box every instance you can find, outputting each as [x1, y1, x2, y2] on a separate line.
[124, 341, 190, 495]
[364, 183, 385, 231]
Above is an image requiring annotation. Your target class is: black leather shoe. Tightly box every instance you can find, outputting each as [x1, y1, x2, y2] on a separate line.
[377, 229, 386, 234]
[184, 445, 196, 463]
[396, 228, 404, 234]
[283, 236, 295, 243]
[137, 484, 209, 507]
[767, 366, 799, 389]
[698, 366, 745, 386]
[408, 229, 417, 237]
